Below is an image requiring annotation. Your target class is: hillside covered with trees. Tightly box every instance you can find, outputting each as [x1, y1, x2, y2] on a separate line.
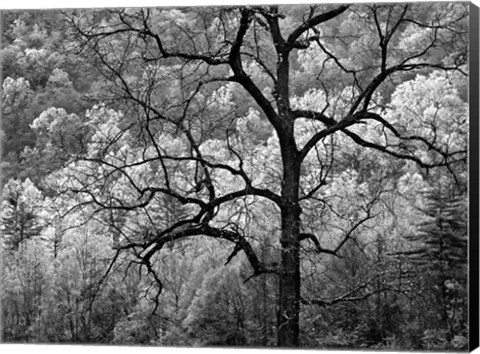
[0, 3, 470, 349]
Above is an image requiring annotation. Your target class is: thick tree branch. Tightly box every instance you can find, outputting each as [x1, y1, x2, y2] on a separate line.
[286, 5, 350, 50]
[299, 233, 339, 257]
[229, 9, 281, 128]
[261, 6, 286, 51]
[342, 128, 466, 169]
[292, 109, 336, 126]
[360, 112, 467, 159]
[295, 108, 466, 169]
[139, 224, 279, 281]
[297, 111, 362, 161]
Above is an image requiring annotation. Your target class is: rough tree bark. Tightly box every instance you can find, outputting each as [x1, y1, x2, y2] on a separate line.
[278, 161, 302, 346]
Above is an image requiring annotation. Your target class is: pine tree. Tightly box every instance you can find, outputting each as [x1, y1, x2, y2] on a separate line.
[0, 179, 44, 251]
[404, 184, 467, 341]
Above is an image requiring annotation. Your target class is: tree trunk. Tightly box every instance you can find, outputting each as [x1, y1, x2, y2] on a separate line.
[277, 213, 301, 346]
[277, 141, 302, 347]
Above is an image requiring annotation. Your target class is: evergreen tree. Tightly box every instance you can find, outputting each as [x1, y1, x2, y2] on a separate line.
[0, 179, 44, 251]
[403, 182, 467, 343]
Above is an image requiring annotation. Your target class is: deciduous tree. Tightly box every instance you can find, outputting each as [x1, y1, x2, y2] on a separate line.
[38, 3, 470, 346]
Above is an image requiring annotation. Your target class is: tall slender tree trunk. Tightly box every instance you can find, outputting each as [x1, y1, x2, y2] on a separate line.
[277, 137, 302, 346]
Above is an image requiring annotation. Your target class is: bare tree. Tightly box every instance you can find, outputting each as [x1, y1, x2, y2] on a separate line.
[60, 3, 468, 346]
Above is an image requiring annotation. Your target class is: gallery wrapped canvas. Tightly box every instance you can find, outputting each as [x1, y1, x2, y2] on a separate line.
[0, 1, 477, 351]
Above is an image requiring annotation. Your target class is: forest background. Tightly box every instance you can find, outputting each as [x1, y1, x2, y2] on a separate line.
[0, 1, 472, 350]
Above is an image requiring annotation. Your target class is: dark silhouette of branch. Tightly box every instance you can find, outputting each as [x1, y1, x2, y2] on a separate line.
[286, 5, 350, 50]
[299, 233, 339, 257]
[138, 224, 279, 280]
[229, 9, 281, 128]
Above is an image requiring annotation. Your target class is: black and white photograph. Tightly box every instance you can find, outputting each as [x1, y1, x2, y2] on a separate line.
[0, 1, 478, 351]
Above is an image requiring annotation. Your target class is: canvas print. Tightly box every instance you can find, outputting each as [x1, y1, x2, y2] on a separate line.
[0, 2, 474, 350]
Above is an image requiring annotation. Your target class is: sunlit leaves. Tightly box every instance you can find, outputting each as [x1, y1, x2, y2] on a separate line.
[46, 68, 73, 88]
[31, 107, 84, 152]
[386, 71, 468, 162]
[2, 77, 33, 105]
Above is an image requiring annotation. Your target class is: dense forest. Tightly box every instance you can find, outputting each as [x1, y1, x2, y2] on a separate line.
[0, 3, 470, 349]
